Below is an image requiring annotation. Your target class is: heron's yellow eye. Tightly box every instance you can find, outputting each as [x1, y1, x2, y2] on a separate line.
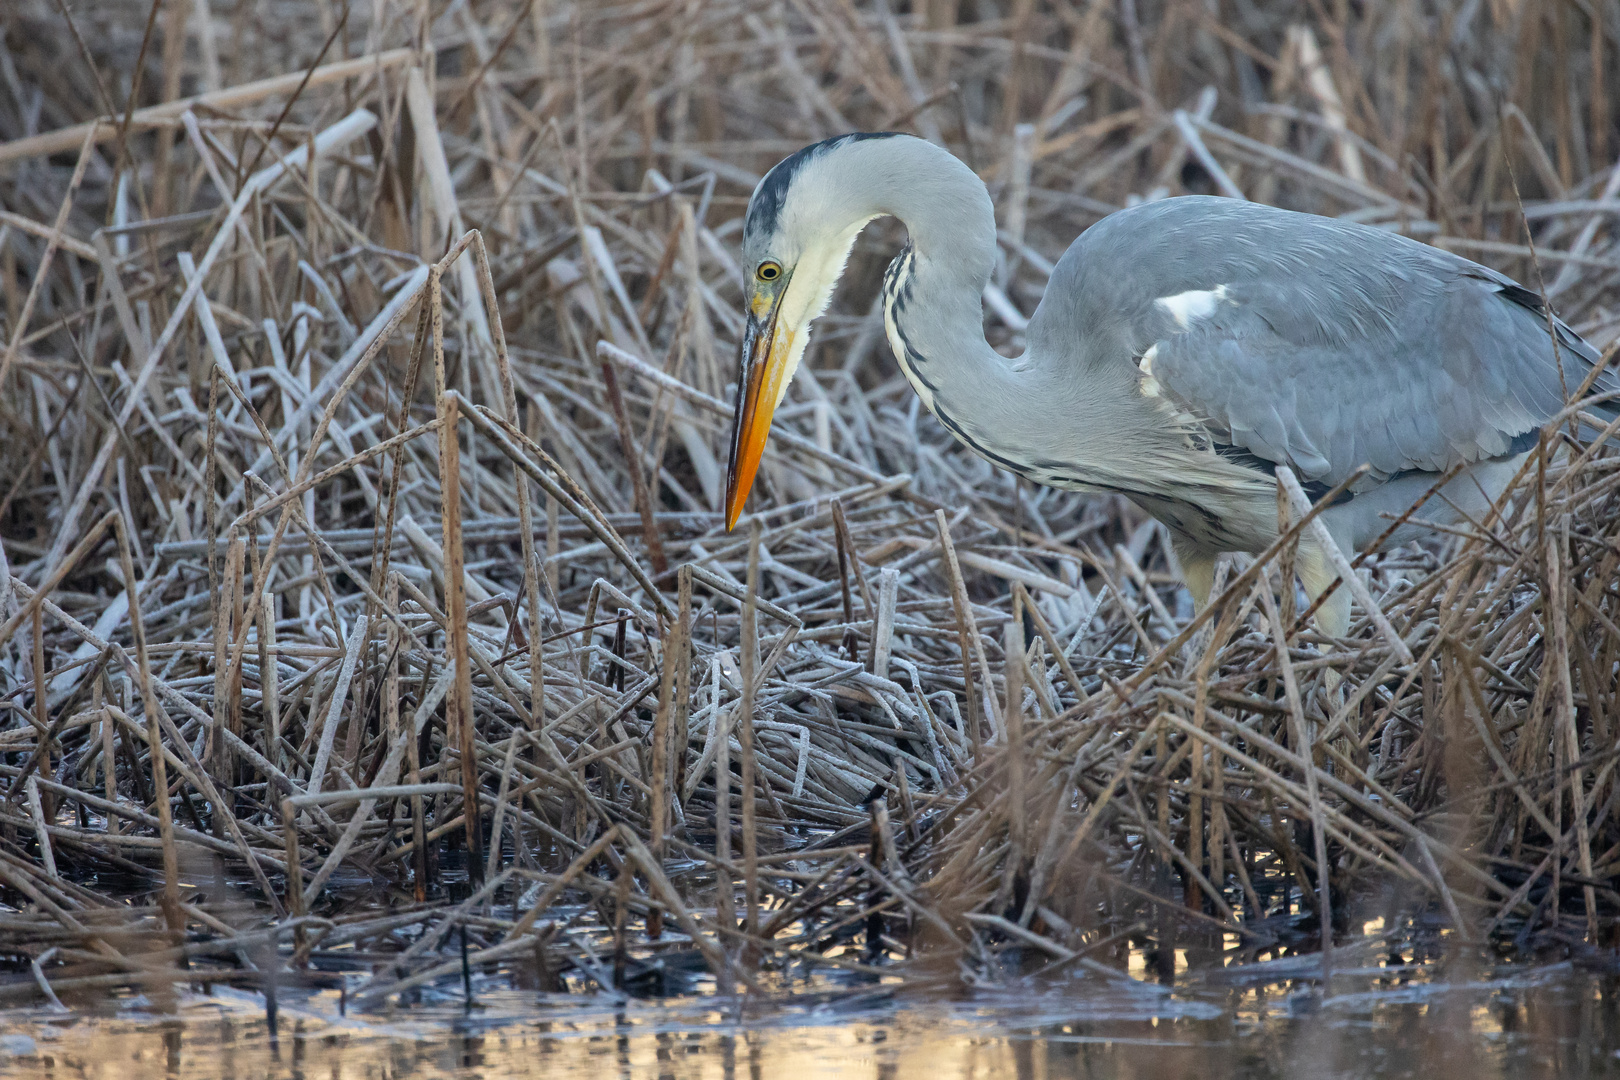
[756, 261, 782, 282]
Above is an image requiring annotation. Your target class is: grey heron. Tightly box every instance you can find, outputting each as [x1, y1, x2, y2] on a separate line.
[724, 132, 1618, 633]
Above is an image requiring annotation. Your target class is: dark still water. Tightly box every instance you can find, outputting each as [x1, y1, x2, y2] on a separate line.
[1, 949, 1617, 1079]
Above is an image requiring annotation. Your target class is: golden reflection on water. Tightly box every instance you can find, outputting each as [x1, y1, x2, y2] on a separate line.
[0, 1009, 1223, 1080]
[0, 970, 1614, 1080]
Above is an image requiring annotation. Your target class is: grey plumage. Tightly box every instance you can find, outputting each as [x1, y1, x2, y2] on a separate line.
[732, 133, 1619, 631]
[1069, 196, 1602, 487]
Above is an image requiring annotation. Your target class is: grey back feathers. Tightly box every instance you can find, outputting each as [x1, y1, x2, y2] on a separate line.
[1043, 195, 1616, 489]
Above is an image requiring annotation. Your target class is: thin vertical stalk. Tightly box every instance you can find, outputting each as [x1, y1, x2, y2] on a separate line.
[436, 390, 482, 881]
[648, 592, 679, 940]
[404, 585, 430, 903]
[384, 571, 402, 862]
[600, 356, 668, 576]
[546, 493, 560, 599]
[30, 605, 49, 820]
[740, 522, 762, 949]
[993, 617, 1026, 915]
[205, 368, 221, 778]
[865, 797, 884, 960]
[935, 510, 983, 756]
[25, 777, 57, 880]
[1546, 525, 1598, 940]
[259, 591, 280, 773]
[281, 798, 305, 961]
[831, 497, 860, 663]
[220, 530, 245, 790]
[674, 565, 693, 809]
[1257, 578, 1332, 981]
[98, 677, 118, 838]
[714, 685, 734, 989]
[478, 231, 547, 850]
[113, 512, 181, 934]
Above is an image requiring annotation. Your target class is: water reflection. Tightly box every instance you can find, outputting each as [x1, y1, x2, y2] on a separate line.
[0, 965, 1615, 1079]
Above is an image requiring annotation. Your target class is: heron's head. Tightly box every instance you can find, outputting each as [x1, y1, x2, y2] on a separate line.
[725, 133, 911, 528]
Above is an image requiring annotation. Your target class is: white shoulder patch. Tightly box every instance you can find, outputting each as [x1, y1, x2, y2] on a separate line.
[1155, 285, 1229, 329]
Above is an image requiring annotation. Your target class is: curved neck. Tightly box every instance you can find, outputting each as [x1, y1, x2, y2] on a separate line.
[808, 136, 1209, 506]
[872, 144, 999, 357]
[870, 146, 1035, 467]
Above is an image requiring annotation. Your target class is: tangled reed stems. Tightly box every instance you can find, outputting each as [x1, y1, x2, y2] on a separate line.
[0, 0, 1617, 1005]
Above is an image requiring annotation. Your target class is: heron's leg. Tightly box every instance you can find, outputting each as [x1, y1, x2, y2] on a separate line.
[1297, 543, 1351, 639]
[1169, 536, 1218, 612]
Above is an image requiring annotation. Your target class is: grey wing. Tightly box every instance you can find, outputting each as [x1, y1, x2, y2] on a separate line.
[1085, 200, 1616, 488]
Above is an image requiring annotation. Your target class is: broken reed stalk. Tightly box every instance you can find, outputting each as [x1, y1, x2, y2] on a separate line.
[647, 590, 679, 940]
[24, 777, 56, 880]
[437, 389, 483, 879]
[866, 798, 885, 959]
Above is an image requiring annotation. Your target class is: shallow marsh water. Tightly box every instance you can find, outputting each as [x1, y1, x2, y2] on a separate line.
[2, 952, 1617, 1079]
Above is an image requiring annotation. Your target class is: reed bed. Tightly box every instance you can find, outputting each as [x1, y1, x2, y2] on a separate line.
[0, 0, 1616, 1009]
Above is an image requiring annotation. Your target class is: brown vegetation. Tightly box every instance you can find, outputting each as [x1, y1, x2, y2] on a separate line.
[0, 0, 1616, 1005]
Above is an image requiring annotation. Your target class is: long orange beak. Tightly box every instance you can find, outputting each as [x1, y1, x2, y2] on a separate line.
[725, 286, 794, 530]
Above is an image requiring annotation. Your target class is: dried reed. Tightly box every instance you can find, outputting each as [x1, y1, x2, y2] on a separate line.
[0, 0, 1616, 1006]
